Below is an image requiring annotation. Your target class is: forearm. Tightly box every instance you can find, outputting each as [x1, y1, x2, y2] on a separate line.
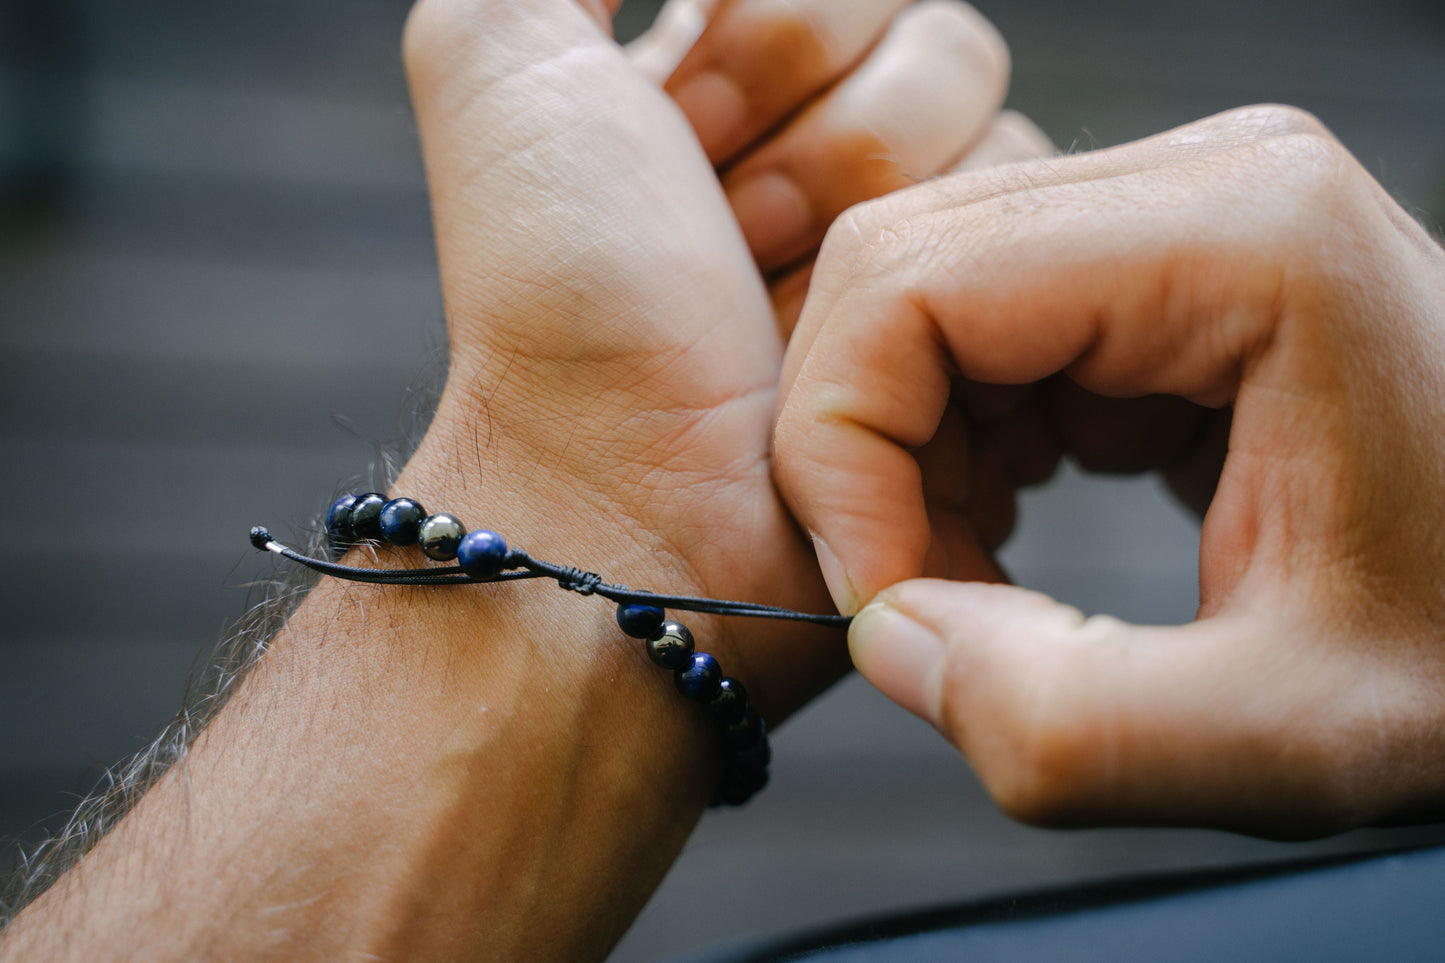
[1, 416, 724, 961]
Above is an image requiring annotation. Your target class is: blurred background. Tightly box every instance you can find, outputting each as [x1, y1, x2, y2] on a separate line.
[1, 0, 1442, 958]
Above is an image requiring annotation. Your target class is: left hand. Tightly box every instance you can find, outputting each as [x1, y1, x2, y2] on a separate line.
[400, 0, 1041, 719]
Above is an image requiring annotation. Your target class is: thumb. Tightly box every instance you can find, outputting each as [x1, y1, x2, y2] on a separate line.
[849, 579, 1359, 836]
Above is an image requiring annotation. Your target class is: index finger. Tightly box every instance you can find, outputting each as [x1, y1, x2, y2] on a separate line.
[772, 107, 1335, 613]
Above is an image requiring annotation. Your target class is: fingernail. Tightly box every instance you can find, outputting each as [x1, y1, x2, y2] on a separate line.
[669, 70, 746, 158]
[812, 535, 860, 616]
[727, 171, 812, 266]
[849, 602, 944, 726]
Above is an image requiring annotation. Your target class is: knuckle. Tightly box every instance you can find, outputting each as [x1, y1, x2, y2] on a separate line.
[1249, 131, 1363, 234]
[819, 197, 906, 272]
[1219, 103, 1332, 142]
[899, 0, 1011, 86]
[1158, 105, 1333, 161]
[1190, 118, 1365, 259]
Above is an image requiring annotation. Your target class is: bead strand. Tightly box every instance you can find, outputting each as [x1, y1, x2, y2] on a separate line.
[615, 604, 771, 807]
[324, 492, 770, 806]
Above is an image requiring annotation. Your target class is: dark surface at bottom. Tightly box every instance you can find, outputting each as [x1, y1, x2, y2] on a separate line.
[704, 843, 1445, 962]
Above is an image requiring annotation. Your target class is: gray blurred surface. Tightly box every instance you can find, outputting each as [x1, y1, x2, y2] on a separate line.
[1, 0, 1443, 959]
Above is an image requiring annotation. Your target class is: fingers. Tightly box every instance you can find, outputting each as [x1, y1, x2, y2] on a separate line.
[664, 0, 913, 164]
[847, 580, 1367, 836]
[724, 0, 1011, 271]
[774, 105, 1353, 612]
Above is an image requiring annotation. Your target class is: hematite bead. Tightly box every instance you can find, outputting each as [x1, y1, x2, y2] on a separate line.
[418, 513, 465, 561]
[457, 529, 509, 578]
[379, 498, 426, 546]
[675, 652, 722, 700]
[646, 621, 694, 670]
[722, 707, 764, 752]
[704, 677, 748, 725]
[617, 604, 665, 640]
[350, 493, 386, 541]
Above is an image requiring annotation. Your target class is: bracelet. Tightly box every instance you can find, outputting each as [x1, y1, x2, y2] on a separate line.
[250, 493, 853, 806]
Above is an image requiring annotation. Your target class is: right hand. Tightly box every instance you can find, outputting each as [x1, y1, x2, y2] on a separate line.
[773, 105, 1445, 837]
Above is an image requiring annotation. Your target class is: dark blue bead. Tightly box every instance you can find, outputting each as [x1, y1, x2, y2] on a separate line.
[325, 494, 357, 555]
[674, 652, 722, 701]
[326, 494, 357, 540]
[418, 513, 465, 561]
[722, 707, 764, 751]
[705, 677, 748, 725]
[457, 529, 509, 578]
[731, 735, 771, 772]
[379, 498, 426, 546]
[350, 493, 386, 541]
[647, 621, 694, 670]
[616, 604, 665, 639]
[716, 764, 769, 806]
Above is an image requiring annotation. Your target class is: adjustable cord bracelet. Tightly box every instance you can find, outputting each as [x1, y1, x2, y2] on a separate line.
[250, 493, 852, 807]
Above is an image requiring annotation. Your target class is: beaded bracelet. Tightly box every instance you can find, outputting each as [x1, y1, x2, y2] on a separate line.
[250, 493, 852, 807]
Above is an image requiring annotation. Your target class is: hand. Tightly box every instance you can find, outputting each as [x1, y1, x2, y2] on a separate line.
[773, 104, 1445, 837]
[401, 0, 1034, 717]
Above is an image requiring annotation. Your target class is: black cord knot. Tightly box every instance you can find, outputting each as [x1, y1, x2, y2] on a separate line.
[558, 568, 603, 596]
[249, 526, 273, 550]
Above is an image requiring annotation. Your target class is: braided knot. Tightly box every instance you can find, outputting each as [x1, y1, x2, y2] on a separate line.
[558, 568, 603, 596]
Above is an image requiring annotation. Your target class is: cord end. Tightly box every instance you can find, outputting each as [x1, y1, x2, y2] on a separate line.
[249, 526, 274, 551]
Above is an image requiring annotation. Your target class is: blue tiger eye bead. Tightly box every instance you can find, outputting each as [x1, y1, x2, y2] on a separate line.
[418, 513, 465, 561]
[379, 498, 426, 546]
[457, 529, 509, 578]
[722, 707, 764, 752]
[647, 621, 694, 670]
[617, 604, 666, 640]
[350, 493, 386, 541]
[705, 677, 748, 725]
[675, 652, 722, 701]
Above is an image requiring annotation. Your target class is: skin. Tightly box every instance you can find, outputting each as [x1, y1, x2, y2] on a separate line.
[0, 0, 1036, 958]
[772, 104, 1445, 839]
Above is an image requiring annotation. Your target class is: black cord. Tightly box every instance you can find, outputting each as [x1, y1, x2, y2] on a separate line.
[250, 526, 853, 629]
